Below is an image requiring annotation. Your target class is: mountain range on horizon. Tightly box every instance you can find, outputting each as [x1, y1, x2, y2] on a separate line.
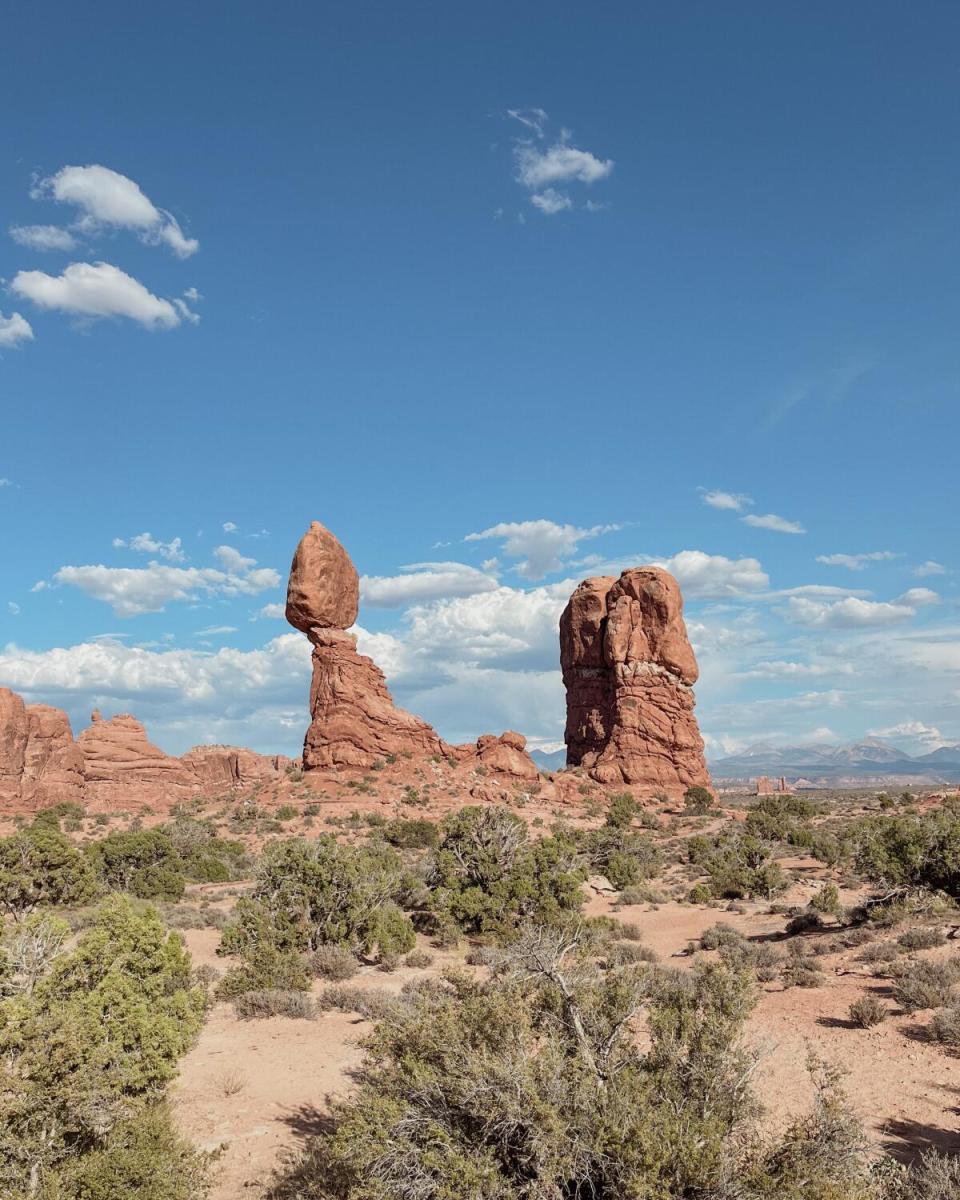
[530, 737, 960, 785]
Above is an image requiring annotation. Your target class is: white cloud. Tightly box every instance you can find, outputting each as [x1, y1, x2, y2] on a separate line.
[898, 587, 939, 606]
[868, 720, 950, 750]
[738, 659, 856, 680]
[914, 560, 946, 578]
[259, 602, 285, 619]
[741, 512, 805, 534]
[52, 548, 280, 617]
[9, 224, 78, 252]
[465, 519, 620, 580]
[34, 164, 198, 257]
[514, 141, 614, 189]
[0, 479, 12, 488]
[816, 550, 899, 570]
[222, 521, 238, 533]
[7, 602, 20, 616]
[113, 532, 185, 562]
[701, 489, 752, 512]
[361, 562, 500, 608]
[781, 595, 916, 629]
[530, 188, 572, 215]
[195, 625, 237, 636]
[11, 261, 187, 330]
[0, 311, 34, 349]
[652, 550, 769, 598]
[214, 544, 256, 573]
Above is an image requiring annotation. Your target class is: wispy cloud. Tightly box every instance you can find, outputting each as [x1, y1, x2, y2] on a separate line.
[507, 110, 613, 217]
[0, 311, 34, 349]
[9, 223, 78, 252]
[741, 512, 805, 535]
[816, 550, 899, 570]
[700, 488, 752, 512]
[465, 519, 620, 580]
[113, 532, 186, 562]
[913, 560, 946, 578]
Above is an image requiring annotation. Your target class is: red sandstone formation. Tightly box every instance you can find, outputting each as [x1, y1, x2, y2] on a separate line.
[560, 567, 711, 794]
[287, 521, 540, 778]
[286, 521, 359, 633]
[0, 688, 290, 813]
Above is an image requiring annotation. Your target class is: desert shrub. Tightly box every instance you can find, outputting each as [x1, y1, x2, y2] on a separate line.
[0, 825, 99, 919]
[849, 803, 960, 897]
[56, 1102, 211, 1200]
[404, 949, 433, 969]
[428, 807, 585, 934]
[785, 909, 824, 935]
[276, 804, 299, 821]
[216, 941, 311, 998]
[315, 984, 399, 1021]
[86, 830, 185, 901]
[31, 800, 86, 830]
[219, 836, 417, 960]
[687, 831, 788, 900]
[233, 989, 316, 1020]
[0, 895, 205, 1194]
[688, 882, 713, 904]
[163, 816, 249, 882]
[781, 945, 824, 988]
[381, 817, 439, 849]
[700, 922, 745, 951]
[884, 1151, 960, 1199]
[310, 944, 358, 981]
[683, 785, 714, 814]
[616, 882, 666, 906]
[849, 994, 887, 1027]
[897, 926, 945, 951]
[929, 1004, 960, 1047]
[607, 941, 659, 965]
[890, 958, 960, 1012]
[810, 883, 841, 916]
[582, 803, 663, 890]
[158, 903, 227, 930]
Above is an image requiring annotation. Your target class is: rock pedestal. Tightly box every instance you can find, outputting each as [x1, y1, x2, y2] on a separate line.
[560, 567, 710, 793]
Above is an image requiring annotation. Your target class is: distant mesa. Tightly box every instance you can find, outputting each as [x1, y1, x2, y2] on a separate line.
[560, 566, 711, 795]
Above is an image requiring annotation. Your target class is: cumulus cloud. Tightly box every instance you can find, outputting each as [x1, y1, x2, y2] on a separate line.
[9, 223, 78, 252]
[701, 489, 752, 512]
[741, 512, 805, 535]
[652, 550, 768, 598]
[898, 587, 940, 607]
[34, 164, 198, 257]
[51, 547, 280, 617]
[781, 595, 917, 628]
[515, 141, 614, 189]
[361, 562, 500, 608]
[259, 602, 285, 619]
[465, 519, 619, 580]
[868, 720, 951, 750]
[222, 522, 238, 533]
[0, 311, 34, 349]
[11, 261, 190, 330]
[113, 532, 185, 562]
[913, 560, 946, 578]
[816, 551, 899, 570]
[738, 659, 856, 680]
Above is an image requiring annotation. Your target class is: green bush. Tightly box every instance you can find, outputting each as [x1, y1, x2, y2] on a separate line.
[850, 804, 960, 897]
[310, 944, 358, 981]
[688, 832, 788, 900]
[683, 786, 714, 815]
[233, 989, 316, 1020]
[428, 807, 585, 934]
[849, 994, 887, 1028]
[216, 940, 311, 998]
[86, 830, 185, 901]
[0, 825, 99, 919]
[890, 958, 960, 1012]
[381, 817, 439, 849]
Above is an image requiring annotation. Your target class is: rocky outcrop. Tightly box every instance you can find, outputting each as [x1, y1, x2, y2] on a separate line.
[0, 688, 84, 809]
[560, 567, 710, 793]
[288, 521, 540, 778]
[181, 745, 295, 789]
[286, 521, 359, 633]
[77, 711, 200, 809]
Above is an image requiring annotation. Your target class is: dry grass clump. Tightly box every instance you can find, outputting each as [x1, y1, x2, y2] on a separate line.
[929, 1004, 960, 1048]
[404, 949, 434, 969]
[890, 958, 960, 1013]
[848, 994, 887, 1028]
[316, 984, 399, 1021]
[309, 944, 358, 981]
[896, 926, 945, 952]
[233, 989, 317, 1020]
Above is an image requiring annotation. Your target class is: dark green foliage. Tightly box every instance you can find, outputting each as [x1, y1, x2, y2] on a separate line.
[218, 836, 417, 968]
[381, 817, 439, 849]
[86, 830, 185, 901]
[583, 802, 663, 889]
[0, 825, 98, 919]
[216, 939, 312, 998]
[57, 1103, 211, 1200]
[427, 807, 585, 934]
[683, 785, 714, 814]
[849, 803, 960, 897]
[162, 816, 249, 883]
[605, 791, 640, 828]
[687, 831, 789, 900]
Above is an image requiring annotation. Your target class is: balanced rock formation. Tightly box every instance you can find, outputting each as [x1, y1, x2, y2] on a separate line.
[560, 567, 710, 793]
[287, 521, 540, 777]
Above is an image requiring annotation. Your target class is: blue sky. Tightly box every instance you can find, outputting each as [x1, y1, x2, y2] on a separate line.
[1, 2, 957, 759]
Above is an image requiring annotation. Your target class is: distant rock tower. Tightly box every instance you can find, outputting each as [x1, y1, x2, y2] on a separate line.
[559, 567, 711, 794]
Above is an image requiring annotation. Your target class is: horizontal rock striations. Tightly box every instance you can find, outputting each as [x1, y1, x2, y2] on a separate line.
[560, 567, 711, 793]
